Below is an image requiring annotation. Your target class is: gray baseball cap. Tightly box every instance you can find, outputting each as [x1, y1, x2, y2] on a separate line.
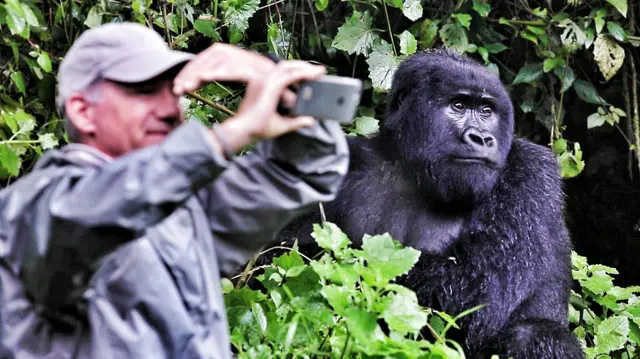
[56, 22, 195, 114]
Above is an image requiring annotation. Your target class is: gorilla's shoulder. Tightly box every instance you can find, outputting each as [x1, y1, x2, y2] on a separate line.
[499, 137, 564, 207]
[346, 136, 388, 171]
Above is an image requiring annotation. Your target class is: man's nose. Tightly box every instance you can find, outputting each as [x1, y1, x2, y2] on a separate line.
[153, 87, 181, 118]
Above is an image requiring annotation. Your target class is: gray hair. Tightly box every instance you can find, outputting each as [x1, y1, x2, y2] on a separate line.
[63, 78, 103, 143]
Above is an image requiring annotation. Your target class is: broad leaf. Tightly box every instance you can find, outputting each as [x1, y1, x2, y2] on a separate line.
[222, 0, 260, 38]
[311, 222, 351, 254]
[595, 316, 630, 354]
[353, 116, 380, 136]
[439, 23, 469, 53]
[366, 41, 400, 92]
[10, 71, 26, 95]
[606, 0, 628, 17]
[0, 144, 21, 176]
[543, 57, 566, 72]
[593, 35, 625, 81]
[315, 0, 329, 11]
[453, 13, 472, 29]
[39, 133, 59, 150]
[607, 21, 627, 42]
[84, 5, 103, 28]
[361, 233, 421, 284]
[485, 43, 507, 54]
[399, 30, 417, 55]
[37, 53, 52, 73]
[472, 0, 491, 17]
[194, 18, 221, 40]
[587, 112, 607, 128]
[382, 290, 428, 335]
[402, 0, 423, 22]
[331, 11, 378, 56]
[554, 66, 576, 92]
[573, 79, 609, 105]
[513, 63, 544, 84]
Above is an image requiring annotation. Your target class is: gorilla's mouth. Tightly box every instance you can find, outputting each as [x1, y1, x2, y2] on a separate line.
[451, 156, 492, 165]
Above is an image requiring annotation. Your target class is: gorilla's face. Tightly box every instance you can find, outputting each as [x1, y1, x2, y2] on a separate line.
[382, 50, 514, 210]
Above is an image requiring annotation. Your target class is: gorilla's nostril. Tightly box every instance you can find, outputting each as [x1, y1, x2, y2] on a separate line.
[468, 133, 484, 146]
[485, 137, 496, 147]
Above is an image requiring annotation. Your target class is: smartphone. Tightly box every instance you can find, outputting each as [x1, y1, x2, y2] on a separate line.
[291, 75, 363, 125]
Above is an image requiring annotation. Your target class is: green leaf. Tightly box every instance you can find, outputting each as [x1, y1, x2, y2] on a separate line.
[267, 22, 291, 58]
[606, 0, 628, 17]
[84, 5, 103, 28]
[10, 71, 26, 95]
[484, 42, 508, 54]
[321, 284, 351, 315]
[331, 11, 378, 56]
[382, 289, 428, 335]
[311, 222, 351, 254]
[607, 21, 627, 42]
[582, 271, 615, 294]
[559, 19, 587, 51]
[402, 0, 423, 22]
[595, 16, 606, 34]
[543, 57, 566, 72]
[4, 0, 28, 38]
[595, 316, 630, 354]
[439, 23, 469, 53]
[0, 144, 21, 177]
[513, 63, 544, 84]
[414, 19, 440, 49]
[353, 116, 380, 136]
[37, 53, 52, 73]
[533, 7, 548, 18]
[315, 0, 329, 11]
[453, 13, 472, 29]
[194, 19, 220, 40]
[251, 302, 268, 335]
[344, 307, 379, 345]
[574, 79, 609, 105]
[472, 0, 491, 17]
[399, 31, 417, 55]
[366, 41, 400, 92]
[273, 250, 305, 270]
[38, 133, 58, 150]
[221, 278, 234, 294]
[20, 3, 39, 27]
[587, 112, 607, 128]
[361, 233, 421, 285]
[554, 66, 576, 92]
[221, 0, 260, 36]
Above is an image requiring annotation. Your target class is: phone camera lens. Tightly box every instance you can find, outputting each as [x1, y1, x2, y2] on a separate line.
[337, 97, 345, 105]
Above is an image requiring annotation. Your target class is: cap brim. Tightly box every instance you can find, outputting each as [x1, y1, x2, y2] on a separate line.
[102, 49, 195, 83]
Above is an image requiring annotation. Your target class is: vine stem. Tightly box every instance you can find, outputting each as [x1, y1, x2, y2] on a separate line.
[382, 0, 397, 57]
[186, 91, 236, 116]
[162, 3, 172, 45]
[631, 52, 640, 176]
[624, 58, 634, 180]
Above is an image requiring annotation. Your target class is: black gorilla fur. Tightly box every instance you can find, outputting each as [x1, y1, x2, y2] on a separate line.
[260, 50, 585, 358]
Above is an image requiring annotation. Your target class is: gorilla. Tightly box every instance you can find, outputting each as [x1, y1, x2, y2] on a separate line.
[263, 50, 586, 358]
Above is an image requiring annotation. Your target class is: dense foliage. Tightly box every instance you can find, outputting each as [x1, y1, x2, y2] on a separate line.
[3, 0, 640, 357]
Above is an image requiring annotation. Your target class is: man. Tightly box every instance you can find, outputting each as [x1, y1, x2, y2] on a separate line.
[0, 22, 349, 358]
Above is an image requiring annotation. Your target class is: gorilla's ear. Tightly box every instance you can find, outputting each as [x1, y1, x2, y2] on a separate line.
[388, 87, 410, 114]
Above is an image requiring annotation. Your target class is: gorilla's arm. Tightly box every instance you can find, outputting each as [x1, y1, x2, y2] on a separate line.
[472, 139, 584, 359]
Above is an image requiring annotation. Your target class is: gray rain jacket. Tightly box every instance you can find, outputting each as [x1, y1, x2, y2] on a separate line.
[0, 119, 349, 359]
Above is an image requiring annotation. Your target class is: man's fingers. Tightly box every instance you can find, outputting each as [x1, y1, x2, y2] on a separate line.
[279, 116, 317, 133]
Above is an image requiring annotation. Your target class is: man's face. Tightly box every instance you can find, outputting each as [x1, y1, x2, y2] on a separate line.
[87, 73, 184, 157]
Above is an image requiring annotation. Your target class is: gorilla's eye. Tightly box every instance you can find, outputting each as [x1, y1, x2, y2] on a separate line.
[451, 101, 465, 111]
[481, 106, 493, 115]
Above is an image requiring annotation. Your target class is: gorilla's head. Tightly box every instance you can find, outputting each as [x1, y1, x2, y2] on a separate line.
[380, 49, 514, 210]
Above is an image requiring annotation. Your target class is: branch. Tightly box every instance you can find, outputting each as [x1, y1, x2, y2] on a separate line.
[186, 90, 236, 116]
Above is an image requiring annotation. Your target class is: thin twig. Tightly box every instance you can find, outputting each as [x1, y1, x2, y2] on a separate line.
[382, 1, 397, 56]
[305, 0, 322, 54]
[162, 3, 172, 45]
[186, 90, 236, 116]
[631, 50, 640, 176]
[624, 57, 634, 179]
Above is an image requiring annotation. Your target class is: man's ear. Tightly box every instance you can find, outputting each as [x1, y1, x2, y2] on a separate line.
[64, 93, 98, 137]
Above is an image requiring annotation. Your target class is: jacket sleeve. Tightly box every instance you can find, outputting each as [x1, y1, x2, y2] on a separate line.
[198, 119, 349, 274]
[1, 120, 230, 309]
